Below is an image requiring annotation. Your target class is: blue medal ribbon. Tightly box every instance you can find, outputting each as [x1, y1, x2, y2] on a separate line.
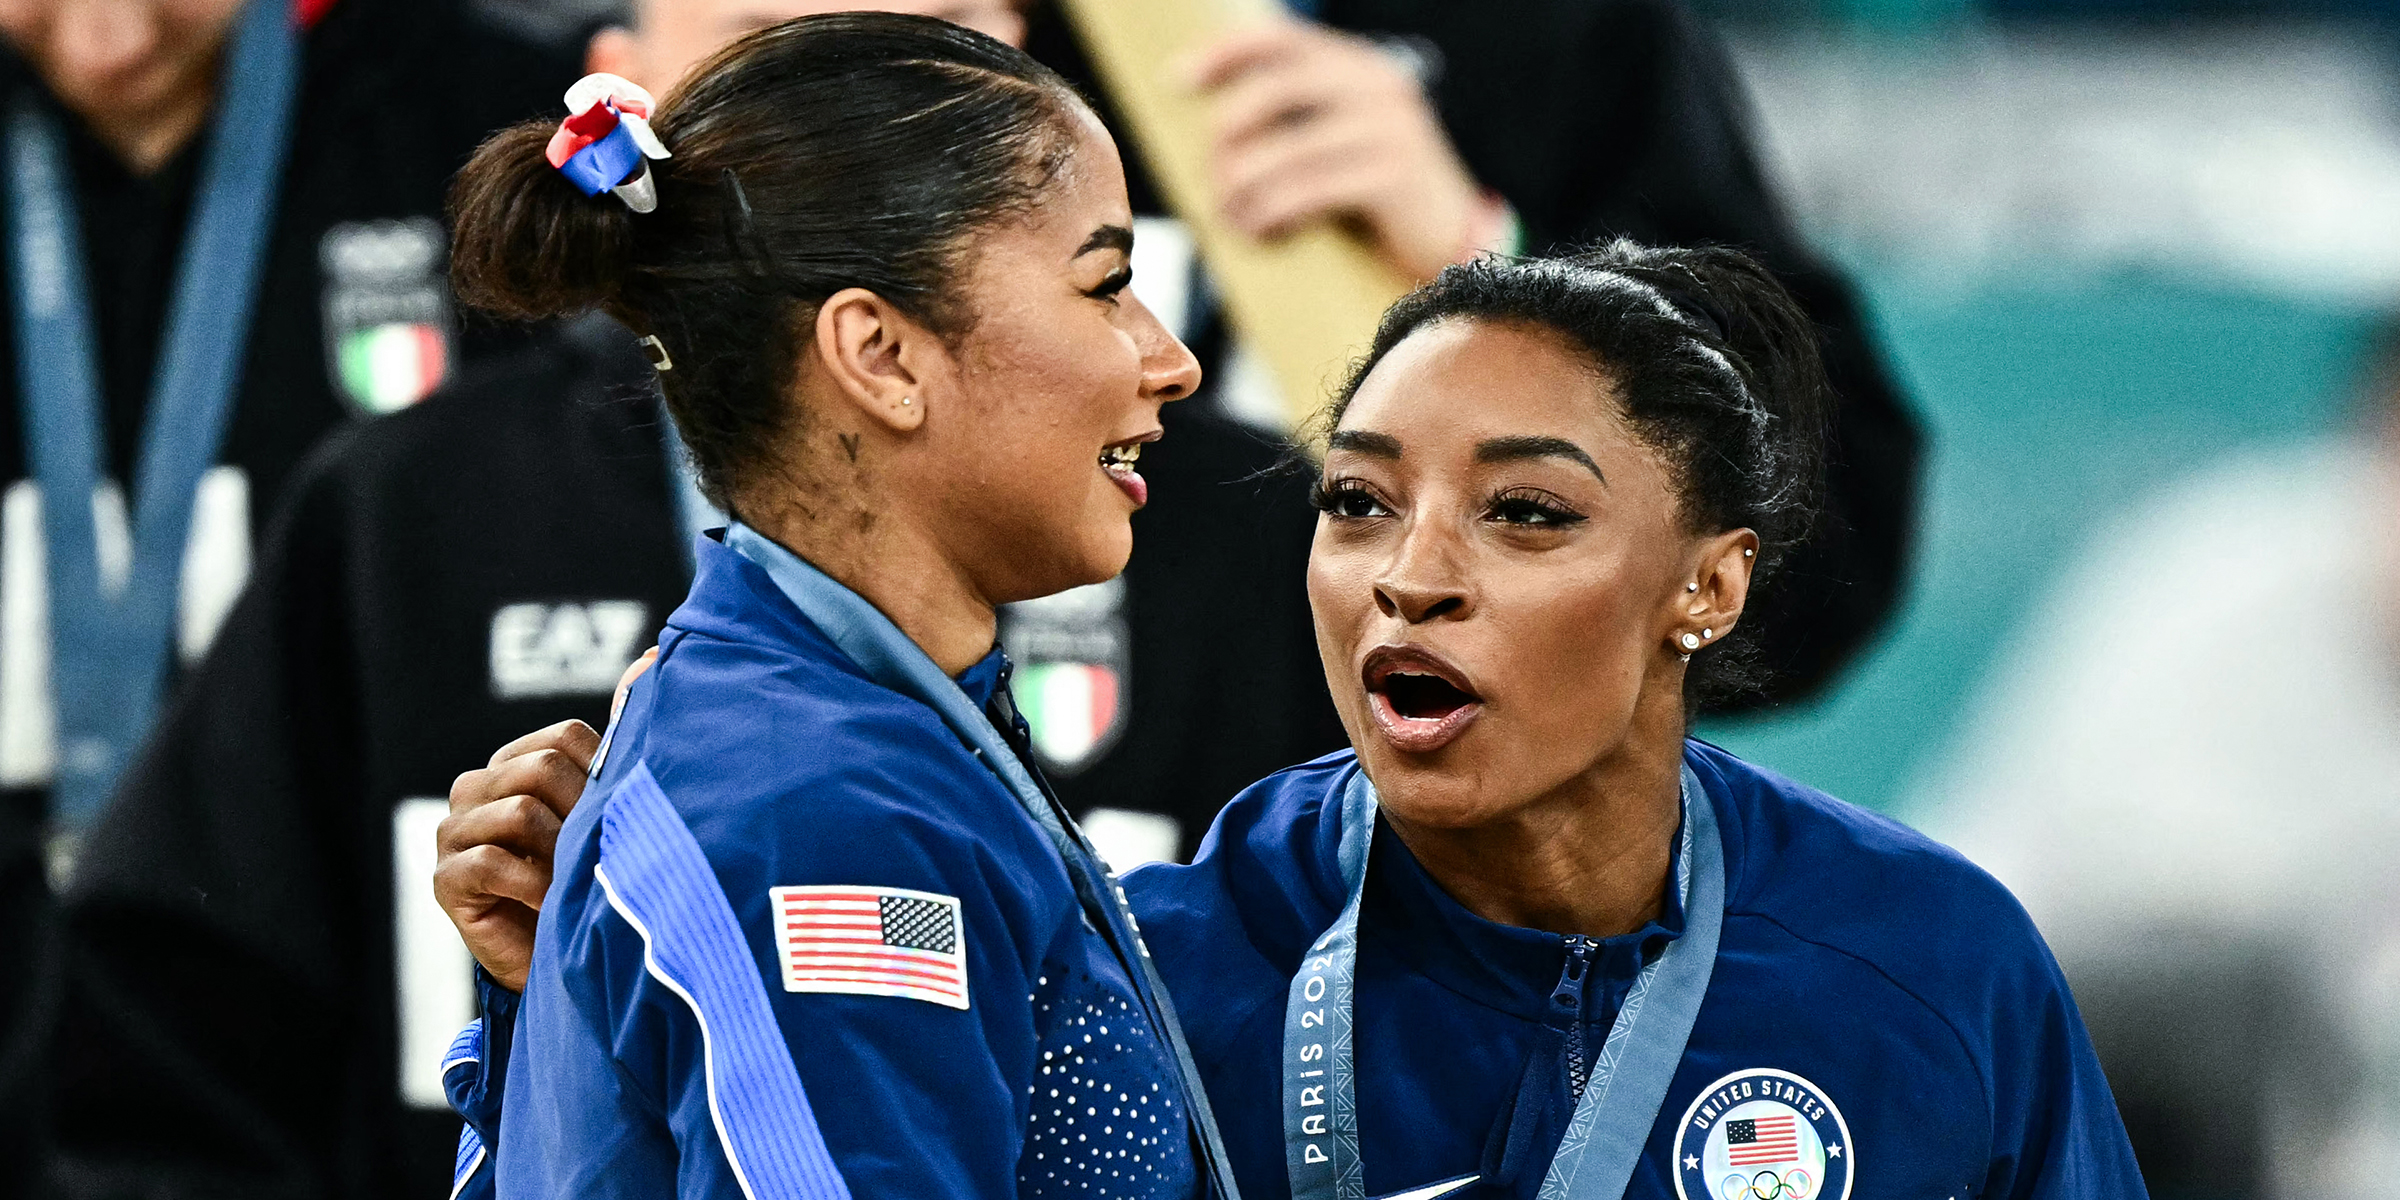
[3, 0, 300, 830]
[1283, 761, 1724, 1200]
[724, 522, 1243, 1200]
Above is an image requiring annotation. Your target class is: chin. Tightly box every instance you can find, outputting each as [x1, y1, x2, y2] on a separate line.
[1345, 719, 1502, 828]
[1076, 515, 1134, 583]
[1361, 760, 1520, 832]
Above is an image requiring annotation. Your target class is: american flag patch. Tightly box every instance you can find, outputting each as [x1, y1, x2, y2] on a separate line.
[771, 886, 969, 1010]
[1726, 1114, 1800, 1166]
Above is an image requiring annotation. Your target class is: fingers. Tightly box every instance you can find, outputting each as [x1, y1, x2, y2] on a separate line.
[1216, 116, 1390, 238]
[485, 718, 600, 773]
[1185, 19, 1314, 91]
[436, 843, 552, 914]
[1208, 62, 1349, 159]
[437, 791, 564, 862]
[451, 744, 591, 825]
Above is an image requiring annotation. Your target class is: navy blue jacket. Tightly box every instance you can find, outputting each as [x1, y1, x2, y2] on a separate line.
[1125, 744, 2146, 1200]
[468, 532, 1202, 1200]
[452, 550, 2137, 1199]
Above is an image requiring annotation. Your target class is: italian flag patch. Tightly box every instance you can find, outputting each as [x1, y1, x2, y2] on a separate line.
[1015, 662, 1121, 771]
[337, 322, 446, 414]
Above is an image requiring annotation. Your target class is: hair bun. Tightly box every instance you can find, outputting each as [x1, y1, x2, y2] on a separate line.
[448, 118, 637, 321]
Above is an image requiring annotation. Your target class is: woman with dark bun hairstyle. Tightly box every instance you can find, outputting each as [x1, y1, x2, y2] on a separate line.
[448, 233, 2147, 1200]
[433, 13, 1229, 1200]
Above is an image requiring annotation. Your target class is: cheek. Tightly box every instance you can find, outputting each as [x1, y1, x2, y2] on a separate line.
[1482, 560, 1656, 724]
[979, 310, 1138, 440]
[1305, 527, 1376, 646]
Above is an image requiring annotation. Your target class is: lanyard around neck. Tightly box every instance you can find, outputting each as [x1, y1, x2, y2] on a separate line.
[3, 0, 300, 831]
[1282, 763, 1724, 1200]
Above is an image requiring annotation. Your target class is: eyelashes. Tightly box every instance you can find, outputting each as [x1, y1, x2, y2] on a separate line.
[1309, 479, 1587, 528]
[1086, 267, 1133, 301]
[1308, 479, 1388, 519]
[1486, 487, 1587, 527]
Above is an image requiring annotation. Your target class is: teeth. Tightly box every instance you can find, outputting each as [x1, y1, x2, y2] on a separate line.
[1100, 442, 1142, 469]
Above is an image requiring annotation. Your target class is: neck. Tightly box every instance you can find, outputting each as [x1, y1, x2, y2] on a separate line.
[88, 92, 212, 176]
[738, 479, 997, 678]
[1384, 684, 1689, 939]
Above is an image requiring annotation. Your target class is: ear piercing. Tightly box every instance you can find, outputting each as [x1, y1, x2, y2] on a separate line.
[1680, 632, 1700, 650]
[1685, 582, 1699, 593]
[1744, 548, 1754, 557]
[1703, 628, 1714, 639]
[901, 396, 913, 407]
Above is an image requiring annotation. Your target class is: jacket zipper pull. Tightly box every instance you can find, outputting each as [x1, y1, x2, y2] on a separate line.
[1553, 935, 1598, 1100]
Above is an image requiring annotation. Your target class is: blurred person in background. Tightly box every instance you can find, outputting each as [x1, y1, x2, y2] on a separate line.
[1020, 0, 1921, 729]
[44, 3, 1325, 1198]
[1918, 333, 2400, 1200]
[49, 0, 1918, 1196]
[0, 0, 572, 1192]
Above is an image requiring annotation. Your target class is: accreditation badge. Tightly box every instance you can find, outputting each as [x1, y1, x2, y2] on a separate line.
[997, 578, 1130, 776]
[319, 217, 453, 414]
[1674, 1069, 1853, 1200]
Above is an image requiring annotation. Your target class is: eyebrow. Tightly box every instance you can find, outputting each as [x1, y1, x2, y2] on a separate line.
[1474, 435, 1607, 485]
[1076, 224, 1135, 258]
[1326, 429, 1403, 459]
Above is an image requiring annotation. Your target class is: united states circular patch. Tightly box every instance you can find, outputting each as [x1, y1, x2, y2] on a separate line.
[1672, 1068, 1853, 1200]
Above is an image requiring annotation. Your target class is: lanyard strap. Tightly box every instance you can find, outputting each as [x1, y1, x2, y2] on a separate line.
[723, 523, 1242, 1200]
[3, 0, 300, 829]
[1283, 762, 1724, 1200]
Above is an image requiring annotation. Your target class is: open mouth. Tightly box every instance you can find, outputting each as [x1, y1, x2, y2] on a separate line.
[1383, 672, 1477, 720]
[1362, 645, 1484, 753]
[1100, 435, 1154, 506]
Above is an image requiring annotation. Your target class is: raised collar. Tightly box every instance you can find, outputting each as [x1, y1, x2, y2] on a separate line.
[1360, 816, 1684, 1023]
[677, 524, 1004, 705]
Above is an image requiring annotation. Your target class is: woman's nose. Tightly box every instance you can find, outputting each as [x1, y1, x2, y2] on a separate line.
[1373, 535, 1472, 624]
[1132, 296, 1201, 403]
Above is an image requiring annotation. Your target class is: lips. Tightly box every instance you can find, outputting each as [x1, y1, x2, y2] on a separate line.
[1361, 644, 1484, 754]
[1101, 432, 1158, 507]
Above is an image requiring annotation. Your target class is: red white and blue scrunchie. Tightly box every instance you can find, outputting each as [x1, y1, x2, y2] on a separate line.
[545, 73, 674, 213]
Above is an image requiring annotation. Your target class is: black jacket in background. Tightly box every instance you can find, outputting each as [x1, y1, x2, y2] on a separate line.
[3, 0, 576, 1193]
[1029, 0, 1921, 707]
[50, 319, 1340, 1199]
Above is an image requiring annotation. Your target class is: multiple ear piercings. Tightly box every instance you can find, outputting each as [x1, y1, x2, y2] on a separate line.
[1675, 549, 1751, 662]
[1675, 578, 1721, 663]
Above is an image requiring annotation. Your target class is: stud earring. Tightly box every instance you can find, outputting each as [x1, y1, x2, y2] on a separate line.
[1685, 582, 1699, 593]
[901, 396, 913, 407]
[1680, 632, 1700, 650]
[1743, 548, 1754, 557]
[1702, 628, 1714, 640]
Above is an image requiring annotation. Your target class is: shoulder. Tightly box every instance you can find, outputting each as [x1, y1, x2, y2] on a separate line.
[1693, 741, 2069, 1018]
[609, 623, 1066, 913]
[1126, 750, 1357, 969]
[1120, 750, 1355, 1064]
[300, 326, 659, 497]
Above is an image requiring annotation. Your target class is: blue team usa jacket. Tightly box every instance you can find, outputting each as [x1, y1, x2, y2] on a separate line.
[451, 528, 1208, 1200]
[448, 534, 2145, 1199]
[1124, 744, 2147, 1200]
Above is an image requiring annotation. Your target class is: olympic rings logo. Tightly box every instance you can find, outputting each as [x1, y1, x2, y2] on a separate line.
[1718, 1168, 1815, 1200]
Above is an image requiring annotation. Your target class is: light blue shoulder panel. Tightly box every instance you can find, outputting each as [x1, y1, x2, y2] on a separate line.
[595, 760, 855, 1200]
